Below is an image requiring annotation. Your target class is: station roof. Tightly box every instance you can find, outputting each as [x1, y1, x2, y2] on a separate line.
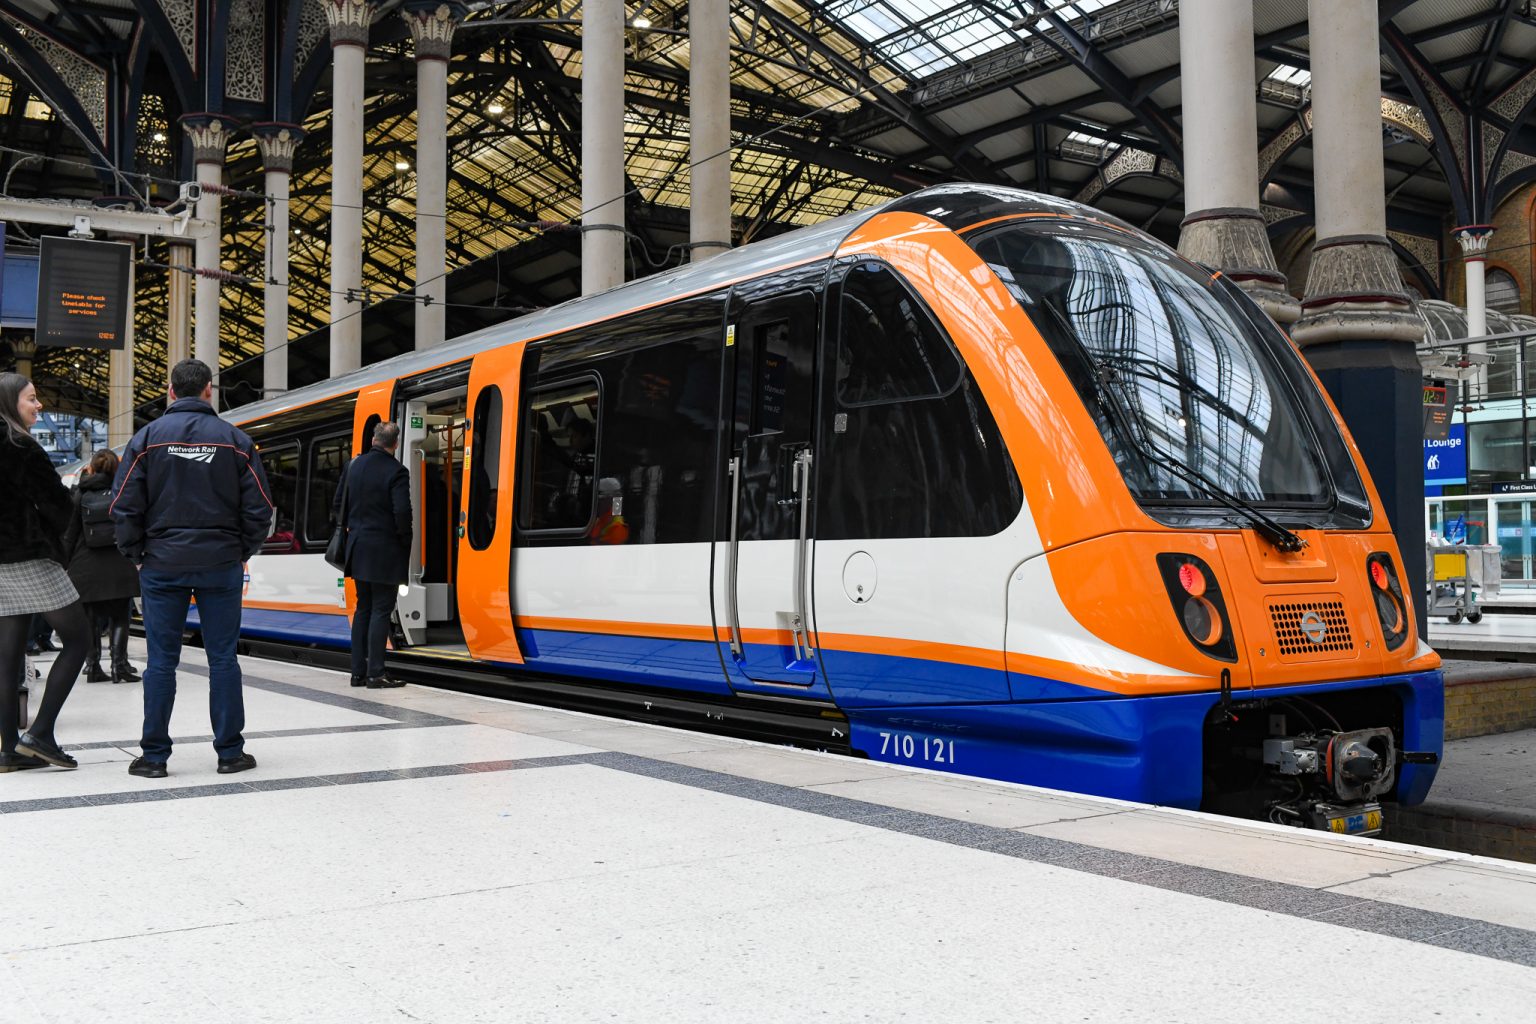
[0, 0, 1531, 421]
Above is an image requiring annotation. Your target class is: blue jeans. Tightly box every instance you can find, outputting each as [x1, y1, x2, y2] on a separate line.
[138, 565, 246, 762]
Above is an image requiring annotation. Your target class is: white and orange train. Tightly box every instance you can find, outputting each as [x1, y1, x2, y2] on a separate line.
[207, 184, 1441, 833]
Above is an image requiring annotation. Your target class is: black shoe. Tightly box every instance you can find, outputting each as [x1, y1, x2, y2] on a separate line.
[0, 751, 47, 773]
[15, 733, 78, 770]
[129, 757, 168, 779]
[349, 676, 367, 687]
[113, 664, 140, 684]
[86, 662, 111, 683]
[36, 637, 57, 652]
[217, 753, 257, 774]
[366, 676, 405, 688]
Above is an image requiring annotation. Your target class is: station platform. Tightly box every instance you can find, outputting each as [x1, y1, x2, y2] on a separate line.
[1430, 610, 1536, 658]
[4, 644, 1535, 1019]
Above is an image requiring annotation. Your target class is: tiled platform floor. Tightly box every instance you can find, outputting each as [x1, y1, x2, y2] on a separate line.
[2, 643, 1534, 1021]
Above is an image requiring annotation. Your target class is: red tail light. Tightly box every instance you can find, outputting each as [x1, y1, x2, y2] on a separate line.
[1366, 553, 1409, 651]
[1157, 554, 1236, 662]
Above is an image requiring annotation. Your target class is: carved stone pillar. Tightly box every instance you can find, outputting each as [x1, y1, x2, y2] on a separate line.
[1454, 225, 1494, 339]
[322, 0, 377, 375]
[253, 123, 304, 396]
[109, 256, 136, 448]
[166, 242, 193, 368]
[690, 0, 731, 262]
[179, 113, 239, 386]
[582, 0, 625, 294]
[1295, 0, 1427, 630]
[1175, 0, 1297, 322]
[403, 2, 465, 349]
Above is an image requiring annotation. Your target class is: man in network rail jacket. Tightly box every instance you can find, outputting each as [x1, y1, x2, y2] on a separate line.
[110, 359, 274, 780]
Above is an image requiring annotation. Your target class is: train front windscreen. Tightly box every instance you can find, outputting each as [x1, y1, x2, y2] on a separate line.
[968, 220, 1373, 531]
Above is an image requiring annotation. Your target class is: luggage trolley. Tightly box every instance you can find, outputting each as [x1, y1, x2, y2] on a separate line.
[1428, 544, 1483, 624]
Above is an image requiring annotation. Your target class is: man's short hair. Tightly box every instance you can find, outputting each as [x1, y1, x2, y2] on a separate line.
[373, 421, 401, 448]
[170, 359, 213, 399]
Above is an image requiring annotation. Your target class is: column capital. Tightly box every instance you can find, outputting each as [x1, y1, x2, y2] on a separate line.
[178, 113, 240, 165]
[251, 122, 306, 174]
[1453, 224, 1495, 259]
[322, 0, 377, 48]
[402, 2, 467, 62]
[1292, 234, 1423, 345]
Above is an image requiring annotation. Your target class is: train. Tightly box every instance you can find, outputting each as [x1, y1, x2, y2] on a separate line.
[198, 183, 1441, 835]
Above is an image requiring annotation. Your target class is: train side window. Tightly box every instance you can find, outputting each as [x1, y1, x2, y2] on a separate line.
[519, 380, 600, 533]
[305, 433, 352, 547]
[467, 386, 503, 549]
[818, 260, 1022, 541]
[360, 413, 382, 451]
[256, 442, 303, 554]
[836, 261, 961, 407]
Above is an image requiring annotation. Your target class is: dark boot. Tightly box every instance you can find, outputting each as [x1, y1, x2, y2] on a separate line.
[110, 622, 140, 683]
[86, 630, 110, 683]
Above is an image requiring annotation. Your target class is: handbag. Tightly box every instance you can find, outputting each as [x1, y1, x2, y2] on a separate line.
[324, 463, 351, 571]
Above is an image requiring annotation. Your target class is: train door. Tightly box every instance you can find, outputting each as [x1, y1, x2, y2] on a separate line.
[457, 343, 526, 663]
[712, 276, 831, 696]
[398, 383, 470, 647]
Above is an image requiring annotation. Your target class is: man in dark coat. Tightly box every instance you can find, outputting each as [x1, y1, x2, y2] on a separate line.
[111, 359, 273, 779]
[334, 421, 413, 688]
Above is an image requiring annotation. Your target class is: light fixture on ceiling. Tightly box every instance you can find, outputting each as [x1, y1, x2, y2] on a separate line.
[487, 102, 505, 115]
[632, 16, 651, 29]
[395, 160, 410, 171]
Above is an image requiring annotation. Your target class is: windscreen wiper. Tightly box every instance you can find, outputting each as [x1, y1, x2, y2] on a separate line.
[1090, 364, 1308, 553]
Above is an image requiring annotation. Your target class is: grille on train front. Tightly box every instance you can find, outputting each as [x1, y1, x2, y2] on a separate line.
[1268, 598, 1355, 659]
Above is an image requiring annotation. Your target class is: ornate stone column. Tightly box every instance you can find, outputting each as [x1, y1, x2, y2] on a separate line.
[689, 0, 731, 263]
[109, 256, 136, 448]
[1454, 225, 1494, 339]
[166, 242, 193, 367]
[11, 334, 35, 378]
[253, 124, 304, 396]
[403, 2, 465, 349]
[179, 113, 239, 385]
[1296, 0, 1427, 629]
[323, 0, 376, 375]
[582, 0, 625, 294]
[1175, 0, 1296, 322]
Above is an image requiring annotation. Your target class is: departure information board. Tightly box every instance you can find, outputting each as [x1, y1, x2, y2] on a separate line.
[35, 236, 132, 350]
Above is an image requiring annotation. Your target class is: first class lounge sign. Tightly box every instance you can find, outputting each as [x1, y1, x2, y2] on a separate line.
[36, 236, 133, 350]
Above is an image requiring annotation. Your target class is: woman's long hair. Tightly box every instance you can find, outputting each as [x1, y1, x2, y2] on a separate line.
[0, 372, 33, 446]
[89, 448, 119, 478]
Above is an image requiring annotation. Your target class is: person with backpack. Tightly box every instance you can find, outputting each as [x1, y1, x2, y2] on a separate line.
[62, 449, 141, 684]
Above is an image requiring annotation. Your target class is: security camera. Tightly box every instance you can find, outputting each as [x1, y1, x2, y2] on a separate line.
[179, 181, 202, 205]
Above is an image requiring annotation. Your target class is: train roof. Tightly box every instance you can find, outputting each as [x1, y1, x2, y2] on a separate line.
[224, 184, 1130, 427]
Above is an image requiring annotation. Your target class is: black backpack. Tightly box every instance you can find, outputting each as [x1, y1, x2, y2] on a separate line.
[79, 489, 117, 549]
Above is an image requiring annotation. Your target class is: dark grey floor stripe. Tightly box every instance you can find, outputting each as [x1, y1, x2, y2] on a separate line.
[0, 757, 573, 814]
[64, 720, 455, 754]
[582, 750, 1536, 969]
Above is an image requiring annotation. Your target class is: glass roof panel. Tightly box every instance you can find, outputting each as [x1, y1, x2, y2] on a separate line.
[1267, 63, 1312, 87]
[823, 0, 1120, 79]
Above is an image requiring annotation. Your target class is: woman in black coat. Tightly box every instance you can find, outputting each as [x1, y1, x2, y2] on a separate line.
[0, 373, 89, 771]
[63, 449, 142, 683]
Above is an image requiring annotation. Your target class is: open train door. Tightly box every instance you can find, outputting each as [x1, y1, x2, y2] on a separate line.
[456, 342, 527, 664]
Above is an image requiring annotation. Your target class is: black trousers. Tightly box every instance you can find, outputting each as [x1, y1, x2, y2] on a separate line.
[350, 581, 398, 681]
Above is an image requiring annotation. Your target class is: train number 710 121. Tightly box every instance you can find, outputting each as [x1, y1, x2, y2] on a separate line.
[878, 732, 955, 765]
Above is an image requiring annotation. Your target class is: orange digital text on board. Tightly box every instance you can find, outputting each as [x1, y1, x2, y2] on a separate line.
[59, 290, 109, 316]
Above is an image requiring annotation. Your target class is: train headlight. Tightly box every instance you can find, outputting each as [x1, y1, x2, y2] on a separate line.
[1366, 553, 1409, 651]
[1156, 554, 1236, 662]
